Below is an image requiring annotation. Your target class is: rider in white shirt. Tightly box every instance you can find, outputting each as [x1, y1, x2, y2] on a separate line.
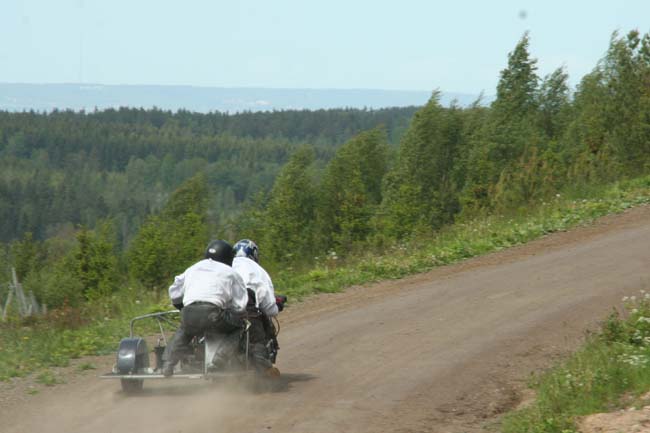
[232, 239, 283, 376]
[162, 240, 248, 377]
[169, 258, 248, 311]
[232, 245, 278, 317]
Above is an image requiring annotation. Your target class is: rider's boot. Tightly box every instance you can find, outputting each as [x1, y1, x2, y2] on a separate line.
[265, 365, 280, 378]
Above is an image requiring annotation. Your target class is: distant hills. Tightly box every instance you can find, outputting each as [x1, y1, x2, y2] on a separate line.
[0, 83, 488, 113]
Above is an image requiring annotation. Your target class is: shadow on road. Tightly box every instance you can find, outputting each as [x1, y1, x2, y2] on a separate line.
[117, 372, 317, 397]
[271, 372, 316, 393]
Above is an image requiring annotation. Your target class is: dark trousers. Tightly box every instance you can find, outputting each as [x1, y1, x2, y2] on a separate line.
[164, 302, 243, 367]
[247, 314, 278, 370]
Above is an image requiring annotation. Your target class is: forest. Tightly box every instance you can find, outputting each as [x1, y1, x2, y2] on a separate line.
[0, 105, 416, 243]
[1, 30, 650, 312]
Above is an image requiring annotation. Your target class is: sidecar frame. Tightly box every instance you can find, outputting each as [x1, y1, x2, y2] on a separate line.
[100, 310, 252, 393]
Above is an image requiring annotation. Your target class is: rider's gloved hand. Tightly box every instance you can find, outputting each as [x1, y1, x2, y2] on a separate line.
[173, 302, 184, 311]
[275, 295, 287, 312]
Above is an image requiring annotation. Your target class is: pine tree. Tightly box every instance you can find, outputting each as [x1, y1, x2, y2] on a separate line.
[262, 146, 317, 264]
[601, 30, 650, 170]
[462, 33, 544, 210]
[317, 128, 389, 250]
[128, 174, 209, 290]
[537, 67, 571, 140]
[381, 93, 463, 238]
[493, 32, 539, 120]
[74, 222, 119, 298]
[564, 30, 650, 182]
[10, 232, 41, 281]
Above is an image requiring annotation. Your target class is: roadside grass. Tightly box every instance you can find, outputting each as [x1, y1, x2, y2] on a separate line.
[0, 292, 170, 381]
[501, 293, 650, 433]
[1, 175, 650, 383]
[77, 362, 97, 371]
[35, 370, 62, 386]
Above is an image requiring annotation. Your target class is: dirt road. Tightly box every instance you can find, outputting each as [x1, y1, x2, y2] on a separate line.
[2, 206, 649, 433]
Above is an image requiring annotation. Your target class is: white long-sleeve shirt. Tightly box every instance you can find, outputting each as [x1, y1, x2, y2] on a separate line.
[232, 256, 278, 317]
[168, 259, 248, 313]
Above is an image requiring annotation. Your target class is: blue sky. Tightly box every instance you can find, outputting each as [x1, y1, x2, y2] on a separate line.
[1, 0, 648, 94]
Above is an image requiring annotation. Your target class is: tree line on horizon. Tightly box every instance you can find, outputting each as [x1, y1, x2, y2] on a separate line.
[2, 30, 649, 312]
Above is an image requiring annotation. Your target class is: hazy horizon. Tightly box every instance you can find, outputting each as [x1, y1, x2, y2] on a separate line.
[0, 82, 488, 113]
[3, 0, 649, 96]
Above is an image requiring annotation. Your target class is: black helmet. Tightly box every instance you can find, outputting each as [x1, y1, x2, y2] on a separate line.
[205, 240, 234, 266]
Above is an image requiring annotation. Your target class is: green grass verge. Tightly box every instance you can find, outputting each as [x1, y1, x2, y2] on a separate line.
[0, 293, 171, 381]
[1, 175, 650, 383]
[501, 295, 650, 433]
[35, 370, 63, 386]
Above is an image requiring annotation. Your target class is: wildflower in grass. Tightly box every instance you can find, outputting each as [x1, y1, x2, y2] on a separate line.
[619, 353, 650, 367]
